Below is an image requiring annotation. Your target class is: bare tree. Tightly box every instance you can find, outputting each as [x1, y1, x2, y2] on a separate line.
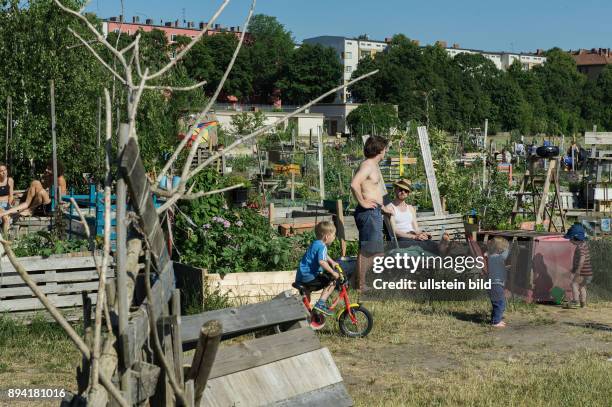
[0, 0, 378, 405]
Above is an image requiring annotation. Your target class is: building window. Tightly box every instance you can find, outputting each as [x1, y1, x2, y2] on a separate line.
[345, 51, 352, 59]
[113, 29, 120, 33]
[347, 41, 353, 45]
[171, 34, 177, 41]
[345, 66, 352, 73]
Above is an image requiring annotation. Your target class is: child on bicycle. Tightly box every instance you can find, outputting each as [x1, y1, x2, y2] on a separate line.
[295, 221, 340, 315]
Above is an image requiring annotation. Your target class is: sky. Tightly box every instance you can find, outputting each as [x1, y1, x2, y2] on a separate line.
[86, 0, 612, 53]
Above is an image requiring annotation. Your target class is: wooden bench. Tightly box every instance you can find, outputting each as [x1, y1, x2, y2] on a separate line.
[0, 252, 112, 320]
[180, 292, 353, 406]
[337, 211, 466, 242]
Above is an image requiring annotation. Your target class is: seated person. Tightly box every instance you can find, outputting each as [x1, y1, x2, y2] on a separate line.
[294, 221, 340, 316]
[1, 160, 67, 217]
[385, 179, 450, 254]
[0, 163, 15, 232]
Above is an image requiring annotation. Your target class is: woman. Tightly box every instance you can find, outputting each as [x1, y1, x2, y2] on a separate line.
[385, 179, 449, 253]
[1, 160, 66, 217]
[0, 163, 15, 232]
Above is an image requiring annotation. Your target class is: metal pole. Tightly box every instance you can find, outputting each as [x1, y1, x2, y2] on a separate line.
[50, 81, 59, 209]
[317, 126, 325, 203]
[482, 119, 488, 189]
[97, 97, 101, 177]
[5, 96, 10, 164]
[117, 123, 130, 399]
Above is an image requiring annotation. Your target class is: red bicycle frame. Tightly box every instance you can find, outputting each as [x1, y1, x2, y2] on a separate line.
[301, 280, 358, 324]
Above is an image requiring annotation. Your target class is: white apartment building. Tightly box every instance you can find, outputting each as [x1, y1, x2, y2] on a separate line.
[303, 36, 389, 102]
[303, 36, 546, 102]
[442, 43, 546, 71]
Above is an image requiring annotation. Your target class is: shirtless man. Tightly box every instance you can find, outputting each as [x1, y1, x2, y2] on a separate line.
[350, 135, 390, 292]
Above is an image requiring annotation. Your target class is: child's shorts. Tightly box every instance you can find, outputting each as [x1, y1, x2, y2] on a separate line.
[301, 274, 333, 291]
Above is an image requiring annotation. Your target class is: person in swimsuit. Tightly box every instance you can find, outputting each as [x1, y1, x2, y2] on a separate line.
[385, 179, 450, 254]
[1, 159, 67, 217]
[0, 163, 15, 233]
[350, 135, 392, 292]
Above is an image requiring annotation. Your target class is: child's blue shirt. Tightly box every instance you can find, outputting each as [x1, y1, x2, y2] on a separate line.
[296, 240, 328, 283]
[488, 249, 509, 286]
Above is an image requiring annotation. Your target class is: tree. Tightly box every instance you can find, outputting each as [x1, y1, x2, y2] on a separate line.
[245, 14, 294, 103]
[182, 33, 252, 100]
[346, 103, 400, 136]
[276, 43, 342, 105]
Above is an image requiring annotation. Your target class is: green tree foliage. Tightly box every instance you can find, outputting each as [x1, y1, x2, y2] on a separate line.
[346, 103, 400, 136]
[245, 14, 294, 103]
[276, 43, 342, 105]
[0, 0, 108, 187]
[349, 35, 608, 135]
[0, 1, 206, 188]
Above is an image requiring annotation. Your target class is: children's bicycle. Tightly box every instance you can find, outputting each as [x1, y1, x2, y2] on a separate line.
[292, 264, 373, 338]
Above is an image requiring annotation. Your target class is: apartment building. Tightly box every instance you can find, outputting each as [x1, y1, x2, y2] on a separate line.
[443, 41, 546, 71]
[302, 35, 389, 102]
[102, 15, 243, 48]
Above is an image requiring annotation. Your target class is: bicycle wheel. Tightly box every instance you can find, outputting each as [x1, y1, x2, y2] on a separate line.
[338, 305, 373, 338]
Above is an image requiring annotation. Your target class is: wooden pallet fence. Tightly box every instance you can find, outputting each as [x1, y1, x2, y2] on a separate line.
[0, 253, 112, 316]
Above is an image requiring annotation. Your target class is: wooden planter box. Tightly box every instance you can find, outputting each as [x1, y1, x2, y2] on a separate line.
[174, 264, 311, 306]
[0, 251, 112, 320]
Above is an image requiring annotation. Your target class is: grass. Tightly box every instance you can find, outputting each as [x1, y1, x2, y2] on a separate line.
[0, 315, 81, 405]
[0, 298, 610, 406]
[317, 297, 612, 407]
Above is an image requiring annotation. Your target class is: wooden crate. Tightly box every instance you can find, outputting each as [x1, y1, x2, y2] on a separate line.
[0, 252, 112, 319]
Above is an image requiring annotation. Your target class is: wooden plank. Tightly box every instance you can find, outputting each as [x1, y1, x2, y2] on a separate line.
[0, 281, 104, 298]
[271, 216, 333, 226]
[0, 269, 114, 286]
[0, 293, 97, 312]
[181, 295, 308, 349]
[125, 260, 175, 367]
[0, 256, 101, 274]
[184, 327, 320, 379]
[119, 138, 169, 269]
[417, 126, 443, 216]
[414, 214, 463, 223]
[199, 348, 343, 407]
[585, 131, 612, 145]
[271, 382, 353, 407]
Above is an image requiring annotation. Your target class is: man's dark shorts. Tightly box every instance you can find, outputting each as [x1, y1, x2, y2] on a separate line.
[301, 274, 333, 291]
[354, 205, 384, 254]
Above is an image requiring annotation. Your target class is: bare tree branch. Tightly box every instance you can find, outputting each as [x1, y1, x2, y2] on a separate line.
[143, 249, 187, 405]
[143, 80, 207, 92]
[187, 70, 380, 181]
[91, 89, 113, 390]
[69, 198, 112, 334]
[156, 0, 256, 186]
[145, 0, 231, 81]
[0, 238, 128, 407]
[54, 0, 128, 71]
[171, 0, 256, 197]
[120, 33, 140, 55]
[156, 183, 244, 214]
[68, 28, 128, 86]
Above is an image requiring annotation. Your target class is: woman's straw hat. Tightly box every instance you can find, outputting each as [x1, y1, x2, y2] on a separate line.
[393, 179, 412, 192]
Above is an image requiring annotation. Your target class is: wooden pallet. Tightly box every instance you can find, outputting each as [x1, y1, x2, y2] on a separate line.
[0, 253, 112, 318]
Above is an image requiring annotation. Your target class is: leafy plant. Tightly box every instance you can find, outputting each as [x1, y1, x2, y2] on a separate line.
[12, 231, 91, 258]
